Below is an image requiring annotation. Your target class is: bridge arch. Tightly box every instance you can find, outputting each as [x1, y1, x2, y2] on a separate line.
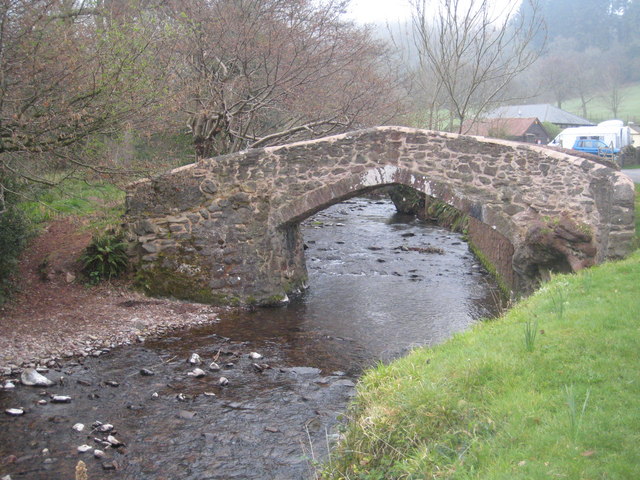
[125, 127, 635, 305]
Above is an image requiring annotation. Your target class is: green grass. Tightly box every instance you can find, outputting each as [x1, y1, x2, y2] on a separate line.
[18, 177, 125, 231]
[323, 256, 640, 478]
[563, 83, 640, 124]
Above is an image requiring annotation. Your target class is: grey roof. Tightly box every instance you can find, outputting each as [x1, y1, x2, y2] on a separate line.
[485, 104, 594, 126]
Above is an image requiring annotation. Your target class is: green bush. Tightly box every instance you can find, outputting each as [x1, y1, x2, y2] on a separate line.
[0, 175, 31, 304]
[81, 233, 129, 283]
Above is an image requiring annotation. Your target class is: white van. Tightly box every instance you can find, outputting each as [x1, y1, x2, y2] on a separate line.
[548, 120, 632, 151]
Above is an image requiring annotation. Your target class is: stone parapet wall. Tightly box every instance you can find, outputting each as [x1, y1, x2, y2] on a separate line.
[125, 127, 636, 305]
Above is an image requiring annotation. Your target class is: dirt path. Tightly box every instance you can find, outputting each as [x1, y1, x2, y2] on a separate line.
[0, 218, 222, 374]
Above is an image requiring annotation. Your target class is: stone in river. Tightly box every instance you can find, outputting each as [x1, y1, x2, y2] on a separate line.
[188, 353, 201, 365]
[102, 461, 118, 470]
[77, 445, 92, 453]
[72, 423, 85, 432]
[187, 368, 206, 378]
[50, 395, 72, 403]
[20, 368, 54, 387]
[248, 352, 263, 360]
[106, 435, 125, 447]
[5, 408, 24, 416]
[178, 410, 197, 420]
[140, 368, 155, 376]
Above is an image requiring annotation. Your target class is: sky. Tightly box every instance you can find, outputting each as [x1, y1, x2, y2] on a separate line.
[346, 0, 523, 25]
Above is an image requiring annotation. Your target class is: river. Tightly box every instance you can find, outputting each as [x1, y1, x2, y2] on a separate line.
[0, 197, 500, 479]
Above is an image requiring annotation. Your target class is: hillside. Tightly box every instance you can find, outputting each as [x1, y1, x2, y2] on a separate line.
[562, 83, 640, 124]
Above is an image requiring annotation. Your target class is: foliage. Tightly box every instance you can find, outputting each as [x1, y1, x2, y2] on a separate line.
[0, 1, 173, 187]
[81, 233, 129, 283]
[542, 121, 561, 139]
[0, 173, 31, 304]
[322, 251, 640, 479]
[172, 0, 406, 158]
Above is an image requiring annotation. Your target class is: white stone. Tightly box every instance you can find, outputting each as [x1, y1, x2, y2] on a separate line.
[188, 353, 201, 365]
[72, 423, 85, 432]
[208, 361, 221, 371]
[77, 445, 92, 453]
[5, 408, 24, 416]
[94, 449, 105, 458]
[20, 368, 54, 387]
[218, 377, 229, 386]
[98, 424, 114, 432]
[107, 435, 124, 447]
[51, 395, 71, 403]
[3, 381, 15, 389]
[187, 368, 206, 378]
[248, 352, 263, 360]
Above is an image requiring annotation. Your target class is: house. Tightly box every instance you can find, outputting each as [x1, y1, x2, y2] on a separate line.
[485, 104, 594, 129]
[463, 117, 550, 144]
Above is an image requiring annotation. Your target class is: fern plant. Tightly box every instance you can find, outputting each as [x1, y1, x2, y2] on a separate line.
[81, 233, 128, 283]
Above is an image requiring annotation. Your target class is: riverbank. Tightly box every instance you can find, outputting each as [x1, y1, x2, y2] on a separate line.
[0, 218, 222, 374]
[322, 249, 640, 479]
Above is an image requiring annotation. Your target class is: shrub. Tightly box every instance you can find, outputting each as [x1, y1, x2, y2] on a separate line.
[81, 233, 128, 283]
[0, 174, 31, 304]
[620, 145, 640, 167]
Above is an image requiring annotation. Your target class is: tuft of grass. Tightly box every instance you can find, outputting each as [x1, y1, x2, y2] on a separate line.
[564, 384, 591, 444]
[523, 316, 538, 352]
[322, 251, 640, 479]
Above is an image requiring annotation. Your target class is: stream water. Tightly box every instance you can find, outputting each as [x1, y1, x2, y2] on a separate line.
[0, 198, 500, 480]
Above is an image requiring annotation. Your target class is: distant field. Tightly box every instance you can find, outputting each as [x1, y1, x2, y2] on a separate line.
[563, 83, 640, 124]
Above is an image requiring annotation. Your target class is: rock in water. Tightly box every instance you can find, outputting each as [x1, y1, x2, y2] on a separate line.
[218, 377, 229, 386]
[249, 352, 263, 360]
[72, 423, 85, 432]
[20, 368, 54, 387]
[51, 395, 72, 403]
[208, 361, 221, 371]
[187, 368, 206, 378]
[106, 435, 125, 447]
[188, 353, 201, 365]
[5, 408, 24, 416]
[77, 445, 92, 453]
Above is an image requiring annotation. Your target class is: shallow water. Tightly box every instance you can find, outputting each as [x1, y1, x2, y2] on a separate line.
[0, 198, 499, 479]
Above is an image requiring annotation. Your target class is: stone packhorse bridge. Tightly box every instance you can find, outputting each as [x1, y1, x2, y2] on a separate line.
[125, 127, 635, 305]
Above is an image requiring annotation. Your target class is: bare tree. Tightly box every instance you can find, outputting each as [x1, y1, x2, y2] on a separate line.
[167, 0, 406, 159]
[0, 0, 173, 186]
[410, 0, 544, 133]
[601, 45, 627, 119]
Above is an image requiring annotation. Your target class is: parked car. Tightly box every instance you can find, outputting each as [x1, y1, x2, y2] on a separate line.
[571, 138, 618, 157]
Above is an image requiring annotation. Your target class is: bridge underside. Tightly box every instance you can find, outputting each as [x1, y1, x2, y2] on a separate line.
[124, 127, 635, 306]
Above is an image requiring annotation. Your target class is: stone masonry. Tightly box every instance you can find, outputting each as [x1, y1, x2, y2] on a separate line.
[125, 126, 636, 305]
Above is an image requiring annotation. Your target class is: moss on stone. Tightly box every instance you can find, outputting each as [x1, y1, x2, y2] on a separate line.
[468, 240, 511, 300]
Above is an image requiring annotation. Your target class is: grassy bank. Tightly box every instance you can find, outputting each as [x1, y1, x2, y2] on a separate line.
[322, 250, 640, 479]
